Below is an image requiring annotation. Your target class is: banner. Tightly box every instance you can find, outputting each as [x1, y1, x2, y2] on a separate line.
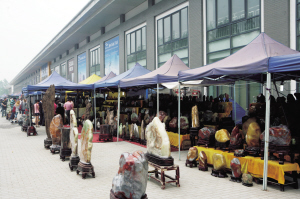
[67, 58, 74, 82]
[78, 52, 87, 82]
[105, 36, 119, 75]
[41, 63, 48, 81]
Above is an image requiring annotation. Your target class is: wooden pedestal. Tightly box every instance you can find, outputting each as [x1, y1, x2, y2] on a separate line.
[76, 162, 95, 179]
[99, 124, 112, 141]
[27, 126, 37, 137]
[44, 138, 52, 149]
[229, 144, 243, 152]
[261, 142, 294, 165]
[211, 169, 228, 178]
[140, 139, 147, 145]
[60, 148, 72, 161]
[230, 176, 242, 183]
[197, 135, 215, 148]
[190, 127, 199, 147]
[99, 134, 113, 142]
[21, 125, 28, 132]
[244, 146, 260, 157]
[145, 153, 174, 166]
[50, 145, 61, 154]
[198, 164, 208, 171]
[148, 161, 180, 190]
[185, 159, 197, 168]
[214, 141, 229, 151]
[69, 156, 80, 171]
[110, 189, 148, 199]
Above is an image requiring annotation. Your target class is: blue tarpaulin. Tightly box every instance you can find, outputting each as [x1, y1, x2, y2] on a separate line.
[27, 71, 93, 91]
[94, 63, 151, 88]
[269, 53, 300, 73]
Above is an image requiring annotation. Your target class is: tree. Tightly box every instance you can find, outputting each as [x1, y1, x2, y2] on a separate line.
[0, 79, 9, 96]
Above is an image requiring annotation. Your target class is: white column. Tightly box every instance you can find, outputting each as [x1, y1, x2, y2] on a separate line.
[157, 84, 159, 116]
[178, 83, 181, 160]
[262, 72, 271, 191]
[94, 88, 96, 133]
[117, 86, 121, 142]
[261, 0, 265, 32]
[234, 84, 236, 125]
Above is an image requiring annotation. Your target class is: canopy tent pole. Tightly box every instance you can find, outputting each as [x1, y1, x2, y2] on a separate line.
[117, 86, 121, 142]
[157, 84, 159, 116]
[234, 84, 237, 126]
[178, 83, 181, 160]
[29, 95, 32, 126]
[94, 88, 97, 133]
[76, 90, 79, 119]
[263, 72, 271, 191]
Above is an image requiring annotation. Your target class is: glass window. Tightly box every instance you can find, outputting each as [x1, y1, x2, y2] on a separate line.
[142, 27, 146, 50]
[164, 16, 171, 43]
[157, 6, 189, 67]
[232, 30, 260, 48]
[248, 0, 260, 17]
[207, 0, 216, 30]
[232, 0, 245, 21]
[158, 19, 163, 45]
[136, 29, 141, 51]
[127, 34, 130, 55]
[130, 32, 135, 53]
[90, 47, 100, 76]
[217, 0, 229, 26]
[208, 38, 230, 52]
[181, 8, 188, 38]
[172, 12, 180, 40]
[207, 50, 230, 64]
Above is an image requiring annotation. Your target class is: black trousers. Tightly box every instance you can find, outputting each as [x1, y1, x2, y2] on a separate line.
[66, 110, 70, 125]
[39, 113, 45, 126]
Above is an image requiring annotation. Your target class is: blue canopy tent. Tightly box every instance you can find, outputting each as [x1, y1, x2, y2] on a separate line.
[94, 63, 151, 141]
[178, 33, 300, 191]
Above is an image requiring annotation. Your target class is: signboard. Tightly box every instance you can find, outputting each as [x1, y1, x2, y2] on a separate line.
[78, 52, 86, 82]
[41, 63, 48, 81]
[105, 36, 119, 75]
[67, 58, 74, 82]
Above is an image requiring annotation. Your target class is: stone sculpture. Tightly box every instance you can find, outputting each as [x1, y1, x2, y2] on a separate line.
[70, 110, 78, 157]
[133, 123, 139, 139]
[84, 99, 92, 120]
[230, 158, 242, 182]
[180, 116, 189, 130]
[49, 114, 63, 153]
[242, 117, 257, 137]
[211, 153, 227, 178]
[111, 151, 148, 199]
[191, 105, 200, 128]
[43, 85, 55, 148]
[198, 127, 216, 140]
[187, 147, 198, 161]
[119, 123, 123, 136]
[229, 126, 243, 150]
[146, 117, 171, 157]
[242, 173, 253, 186]
[79, 120, 93, 164]
[158, 111, 167, 122]
[198, 151, 208, 171]
[130, 124, 134, 139]
[246, 122, 261, 147]
[260, 124, 291, 146]
[169, 117, 177, 128]
[131, 108, 138, 123]
[140, 120, 145, 140]
[215, 129, 230, 143]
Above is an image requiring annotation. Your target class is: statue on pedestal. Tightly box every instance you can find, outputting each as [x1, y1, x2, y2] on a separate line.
[49, 114, 63, 154]
[43, 85, 55, 148]
[69, 110, 80, 170]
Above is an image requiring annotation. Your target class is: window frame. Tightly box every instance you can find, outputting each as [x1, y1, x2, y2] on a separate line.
[89, 45, 100, 76]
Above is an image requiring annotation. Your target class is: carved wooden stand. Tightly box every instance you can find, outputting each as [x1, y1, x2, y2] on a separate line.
[44, 138, 52, 149]
[148, 161, 180, 190]
[197, 135, 215, 148]
[99, 133, 113, 141]
[60, 148, 72, 161]
[99, 124, 113, 142]
[76, 162, 95, 179]
[27, 126, 37, 137]
[214, 141, 230, 151]
[21, 125, 28, 132]
[211, 169, 228, 178]
[110, 189, 148, 199]
[253, 171, 298, 191]
[244, 146, 260, 157]
[198, 164, 208, 171]
[185, 159, 197, 168]
[230, 176, 242, 183]
[69, 156, 80, 171]
[229, 144, 243, 152]
[190, 127, 199, 147]
[260, 142, 294, 165]
[145, 153, 174, 166]
[50, 145, 61, 154]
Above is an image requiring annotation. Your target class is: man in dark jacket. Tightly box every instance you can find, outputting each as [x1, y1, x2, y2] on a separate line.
[39, 99, 45, 126]
[1, 98, 7, 117]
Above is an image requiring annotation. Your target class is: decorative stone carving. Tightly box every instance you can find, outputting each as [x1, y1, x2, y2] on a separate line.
[133, 123, 139, 139]
[230, 126, 243, 146]
[146, 117, 171, 157]
[84, 99, 92, 120]
[79, 120, 93, 164]
[119, 123, 123, 136]
[260, 125, 291, 146]
[246, 122, 261, 147]
[70, 110, 78, 157]
[140, 120, 145, 140]
[187, 147, 198, 161]
[43, 85, 55, 139]
[180, 116, 189, 130]
[215, 129, 230, 143]
[191, 105, 200, 128]
[242, 117, 257, 137]
[130, 124, 134, 139]
[131, 108, 138, 123]
[111, 151, 148, 199]
[198, 127, 216, 140]
[212, 153, 226, 171]
[169, 117, 177, 128]
[198, 151, 208, 171]
[242, 173, 253, 186]
[50, 114, 63, 146]
[230, 158, 242, 178]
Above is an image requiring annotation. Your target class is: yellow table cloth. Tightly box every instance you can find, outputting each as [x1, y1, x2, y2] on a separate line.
[195, 146, 300, 184]
[167, 131, 190, 148]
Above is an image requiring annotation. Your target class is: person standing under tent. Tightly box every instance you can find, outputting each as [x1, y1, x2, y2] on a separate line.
[64, 98, 73, 125]
[39, 99, 44, 126]
[15, 99, 20, 121]
[1, 98, 7, 117]
[34, 100, 40, 127]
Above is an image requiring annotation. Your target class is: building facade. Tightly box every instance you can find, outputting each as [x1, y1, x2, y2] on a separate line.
[10, 0, 298, 110]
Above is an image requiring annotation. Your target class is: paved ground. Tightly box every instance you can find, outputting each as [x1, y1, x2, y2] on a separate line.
[0, 117, 299, 199]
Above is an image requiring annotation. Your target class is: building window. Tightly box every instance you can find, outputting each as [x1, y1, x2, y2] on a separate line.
[206, 0, 260, 64]
[126, 26, 147, 70]
[55, 65, 60, 74]
[60, 62, 66, 78]
[297, 0, 300, 51]
[90, 46, 100, 76]
[157, 6, 188, 67]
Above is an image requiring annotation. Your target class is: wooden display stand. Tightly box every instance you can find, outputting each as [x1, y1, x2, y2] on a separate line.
[110, 189, 148, 199]
[99, 124, 113, 142]
[229, 143, 243, 152]
[148, 161, 180, 190]
[211, 169, 228, 178]
[145, 153, 174, 166]
[69, 156, 80, 171]
[244, 146, 260, 157]
[21, 125, 28, 132]
[76, 162, 95, 179]
[230, 176, 242, 183]
[44, 138, 52, 149]
[260, 142, 294, 165]
[50, 145, 61, 154]
[185, 159, 197, 168]
[198, 164, 208, 171]
[190, 127, 199, 147]
[214, 141, 230, 151]
[27, 126, 37, 137]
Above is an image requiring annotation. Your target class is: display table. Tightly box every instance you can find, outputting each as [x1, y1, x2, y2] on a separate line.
[166, 131, 190, 149]
[195, 146, 300, 185]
